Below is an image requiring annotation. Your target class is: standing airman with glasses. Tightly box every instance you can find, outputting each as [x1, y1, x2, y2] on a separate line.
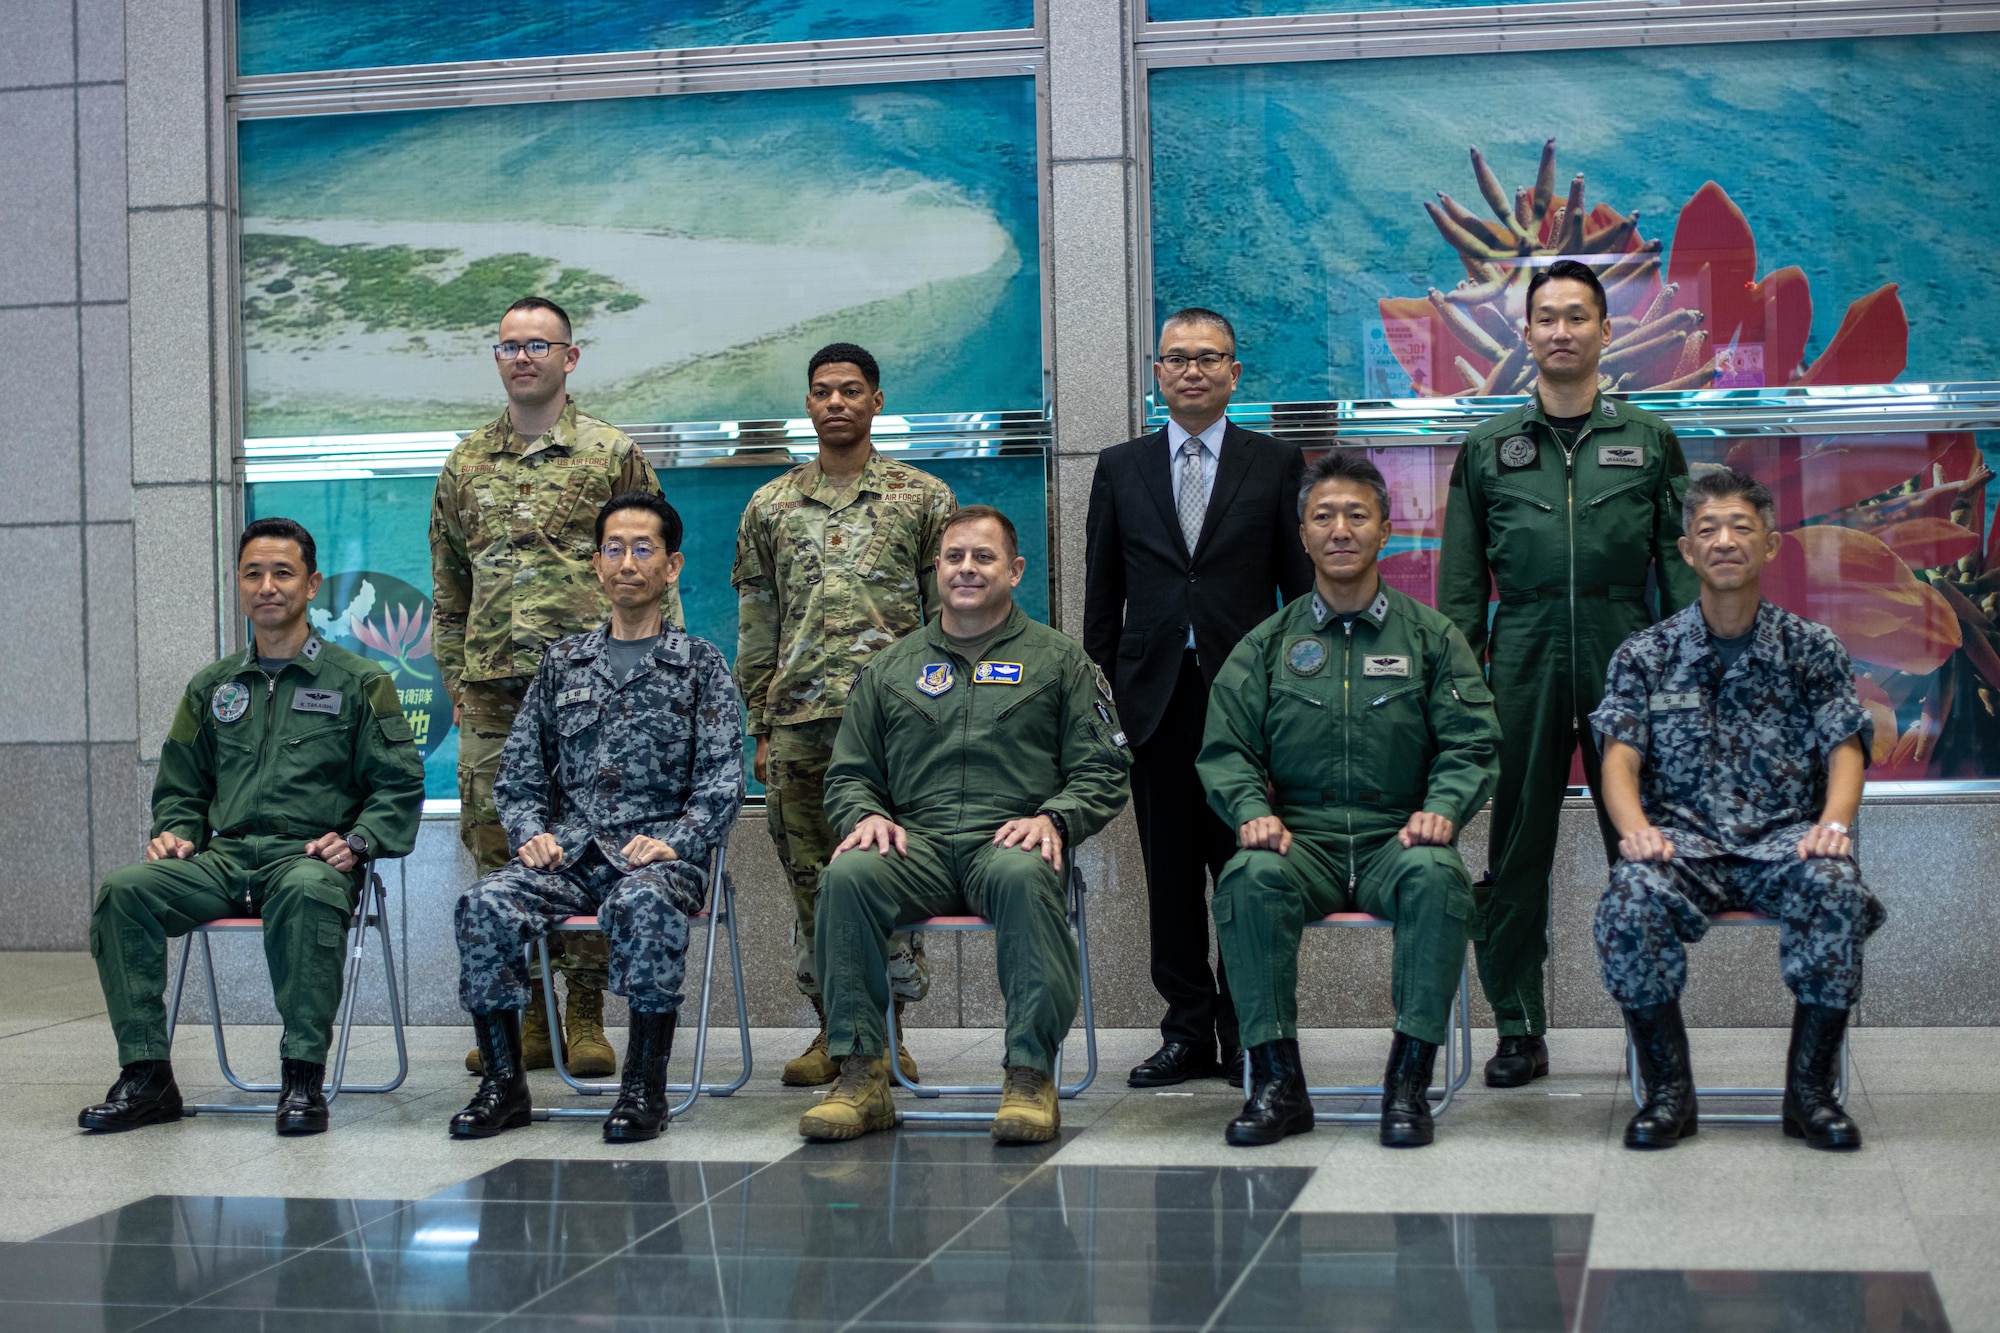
[430, 295, 682, 1080]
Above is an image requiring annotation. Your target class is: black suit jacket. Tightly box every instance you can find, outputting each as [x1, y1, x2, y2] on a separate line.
[1083, 422, 1313, 747]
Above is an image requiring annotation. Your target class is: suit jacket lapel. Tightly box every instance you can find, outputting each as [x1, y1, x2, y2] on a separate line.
[1138, 429, 1189, 561]
[1193, 423, 1254, 559]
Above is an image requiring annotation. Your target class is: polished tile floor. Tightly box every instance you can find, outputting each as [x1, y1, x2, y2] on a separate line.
[1, 955, 1990, 1331]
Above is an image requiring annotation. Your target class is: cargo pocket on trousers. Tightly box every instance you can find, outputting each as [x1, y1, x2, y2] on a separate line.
[1210, 893, 1234, 928]
[1430, 848, 1481, 939]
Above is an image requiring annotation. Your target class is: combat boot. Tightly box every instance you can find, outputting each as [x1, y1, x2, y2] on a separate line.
[1379, 1032, 1438, 1148]
[1483, 1034, 1549, 1088]
[275, 1058, 329, 1136]
[604, 1011, 676, 1143]
[564, 976, 617, 1078]
[893, 1000, 921, 1082]
[78, 1060, 184, 1133]
[1623, 1001, 1698, 1149]
[798, 1051, 896, 1141]
[451, 1010, 533, 1139]
[782, 996, 840, 1087]
[1782, 1003, 1861, 1151]
[1225, 1039, 1315, 1146]
[991, 1065, 1060, 1144]
[466, 981, 562, 1073]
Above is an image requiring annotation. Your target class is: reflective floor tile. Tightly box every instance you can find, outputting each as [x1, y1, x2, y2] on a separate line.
[508, 1252, 919, 1325]
[431, 1158, 761, 1206]
[0, 1301, 182, 1333]
[354, 1196, 702, 1260]
[855, 1257, 1218, 1329]
[188, 1240, 613, 1314]
[784, 1127, 1071, 1166]
[642, 1200, 993, 1262]
[1579, 1269, 1952, 1332]
[29, 1195, 408, 1248]
[0, 1236, 299, 1309]
[143, 1308, 498, 1332]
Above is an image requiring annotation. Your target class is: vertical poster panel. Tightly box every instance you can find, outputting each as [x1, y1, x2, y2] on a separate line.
[237, 78, 1042, 436]
[1151, 36, 2000, 402]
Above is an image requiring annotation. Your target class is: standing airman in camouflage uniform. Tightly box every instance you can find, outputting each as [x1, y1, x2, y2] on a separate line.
[432, 296, 683, 1077]
[1591, 469, 1883, 1153]
[452, 493, 742, 1144]
[733, 342, 957, 1086]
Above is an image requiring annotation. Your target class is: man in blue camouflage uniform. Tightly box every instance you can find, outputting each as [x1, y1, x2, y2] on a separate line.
[451, 493, 744, 1144]
[1590, 468, 1884, 1153]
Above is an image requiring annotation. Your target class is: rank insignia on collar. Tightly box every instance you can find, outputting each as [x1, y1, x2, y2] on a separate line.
[1362, 654, 1411, 677]
[1369, 591, 1389, 621]
[211, 681, 250, 723]
[1286, 637, 1327, 676]
[973, 661, 1024, 685]
[301, 636, 322, 662]
[1601, 398, 1620, 418]
[916, 662, 955, 697]
[1499, 435, 1537, 468]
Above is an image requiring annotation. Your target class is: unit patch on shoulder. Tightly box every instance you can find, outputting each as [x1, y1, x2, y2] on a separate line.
[1286, 637, 1327, 676]
[973, 661, 1024, 685]
[1598, 445, 1643, 467]
[917, 662, 956, 697]
[1091, 662, 1115, 702]
[1499, 435, 1538, 468]
[1649, 692, 1702, 711]
[1362, 654, 1411, 678]
[211, 681, 250, 723]
[292, 688, 342, 715]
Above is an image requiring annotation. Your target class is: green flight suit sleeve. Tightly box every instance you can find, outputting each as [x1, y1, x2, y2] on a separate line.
[1653, 426, 1700, 616]
[429, 461, 471, 702]
[1419, 624, 1502, 829]
[150, 684, 217, 847]
[617, 442, 684, 632]
[822, 663, 892, 838]
[347, 672, 427, 859]
[1036, 649, 1134, 846]
[731, 502, 780, 737]
[1195, 636, 1277, 831]
[1437, 444, 1493, 660]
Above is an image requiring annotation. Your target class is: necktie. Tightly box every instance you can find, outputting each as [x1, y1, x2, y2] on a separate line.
[1178, 439, 1207, 555]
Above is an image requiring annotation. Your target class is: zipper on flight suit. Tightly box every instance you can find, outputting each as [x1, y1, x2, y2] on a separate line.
[1563, 426, 1590, 707]
[1341, 620, 1356, 894]
[248, 665, 278, 913]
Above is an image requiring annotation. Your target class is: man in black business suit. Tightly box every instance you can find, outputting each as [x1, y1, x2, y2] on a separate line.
[1085, 307, 1313, 1087]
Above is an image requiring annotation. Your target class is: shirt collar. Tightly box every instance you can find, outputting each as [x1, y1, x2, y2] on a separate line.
[923, 602, 1029, 656]
[237, 632, 326, 678]
[1308, 581, 1390, 631]
[1166, 415, 1227, 459]
[493, 396, 579, 456]
[1672, 600, 1783, 671]
[1525, 387, 1618, 430]
[794, 447, 886, 505]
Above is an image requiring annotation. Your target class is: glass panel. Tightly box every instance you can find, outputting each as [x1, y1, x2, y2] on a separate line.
[238, 0, 1035, 77]
[1151, 0, 1528, 17]
[237, 78, 1041, 438]
[1150, 36, 2000, 402]
[243, 446, 1053, 801]
[1295, 431, 2000, 782]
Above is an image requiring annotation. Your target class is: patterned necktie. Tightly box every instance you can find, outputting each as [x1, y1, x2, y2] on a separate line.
[1177, 438, 1207, 555]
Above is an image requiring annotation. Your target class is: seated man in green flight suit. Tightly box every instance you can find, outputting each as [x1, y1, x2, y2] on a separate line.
[1200, 450, 1502, 1149]
[79, 518, 426, 1137]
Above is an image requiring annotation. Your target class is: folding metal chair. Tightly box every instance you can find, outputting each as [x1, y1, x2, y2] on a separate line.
[532, 837, 751, 1123]
[1237, 912, 1474, 1125]
[1624, 909, 1851, 1125]
[883, 858, 1098, 1124]
[163, 859, 408, 1116]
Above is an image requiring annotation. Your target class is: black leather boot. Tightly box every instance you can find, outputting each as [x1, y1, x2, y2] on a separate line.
[604, 1011, 677, 1143]
[1379, 1032, 1439, 1148]
[78, 1060, 184, 1132]
[1224, 1039, 1315, 1146]
[1483, 1034, 1549, 1088]
[451, 1010, 533, 1139]
[275, 1058, 329, 1136]
[1782, 1003, 1861, 1151]
[1623, 1001, 1698, 1149]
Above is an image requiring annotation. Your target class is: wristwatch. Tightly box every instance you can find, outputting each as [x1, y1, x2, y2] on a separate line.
[1819, 821, 1849, 836]
[344, 831, 370, 862]
[1036, 810, 1069, 845]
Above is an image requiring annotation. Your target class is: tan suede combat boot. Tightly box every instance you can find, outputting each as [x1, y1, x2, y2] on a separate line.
[782, 997, 840, 1087]
[893, 1000, 921, 1083]
[466, 982, 562, 1073]
[990, 1065, 1059, 1144]
[564, 977, 617, 1078]
[798, 1052, 896, 1141]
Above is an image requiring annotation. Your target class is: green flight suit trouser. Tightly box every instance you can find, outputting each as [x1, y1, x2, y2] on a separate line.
[90, 835, 357, 1066]
[1213, 822, 1475, 1049]
[816, 830, 1077, 1072]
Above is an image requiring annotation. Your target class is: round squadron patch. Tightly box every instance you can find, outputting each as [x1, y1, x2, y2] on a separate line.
[1499, 435, 1537, 468]
[211, 681, 250, 723]
[1285, 637, 1327, 676]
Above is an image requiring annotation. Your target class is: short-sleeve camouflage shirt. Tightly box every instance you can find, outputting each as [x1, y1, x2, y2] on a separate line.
[730, 450, 956, 734]
[1589, 600, 1872, 861]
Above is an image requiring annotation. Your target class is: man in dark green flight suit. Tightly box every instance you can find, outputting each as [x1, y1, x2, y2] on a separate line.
[1438, 258, 1697, 1087]
[1202, 450, 1500, 1148]
[79, 518, 425, 1136]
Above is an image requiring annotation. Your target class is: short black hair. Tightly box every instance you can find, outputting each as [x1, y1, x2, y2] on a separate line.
[1525, 258, 1608, 322]
[808, 342, 880, 390]
[238, 517, 318, 574]
[1298, 449, 1391, 523]
[1683, 466, 1776, 533]
[1160, 307, 1237, 353]
[939, 504, 1020, 560]
[505, 295, 572, 340]
[595, 490, 684, 554]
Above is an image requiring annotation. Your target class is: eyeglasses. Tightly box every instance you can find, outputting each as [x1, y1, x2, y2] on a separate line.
[493, 340, 572, 360]
[600, 541, 662, 564]
[1158, 352, 1233, 372]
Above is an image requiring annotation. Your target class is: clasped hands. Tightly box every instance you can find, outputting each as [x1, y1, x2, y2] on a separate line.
[515, 832, 677, 871]
[1236, 811, 1455, 855]
[832, 812, 1066, 870]
[145, 829, 364, 872]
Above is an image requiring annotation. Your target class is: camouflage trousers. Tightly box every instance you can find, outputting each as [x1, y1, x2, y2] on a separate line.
[457, 677, 608, 987]
[1594, 852, 1886, 1010]
[765, 718, 927, 1002]
[455, 847, 704, 1015]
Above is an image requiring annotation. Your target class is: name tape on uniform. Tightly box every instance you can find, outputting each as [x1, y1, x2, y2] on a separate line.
[973, 661, 1024, 685]
[291, 688, 342, 715]
[1362, 655, 1411, 677]
[1649, 692, 1702, 711]
[1599, 445, 1644, 467]
[556, 687, 594, 707]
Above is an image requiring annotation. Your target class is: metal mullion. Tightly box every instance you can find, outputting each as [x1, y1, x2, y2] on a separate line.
[1129, 2, 1158, 429]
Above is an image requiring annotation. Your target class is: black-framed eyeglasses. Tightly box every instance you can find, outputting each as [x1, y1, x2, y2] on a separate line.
[1158, 352, 1233, 372]
[493, 340, 572, 360]
[600, 541, 662, 564]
